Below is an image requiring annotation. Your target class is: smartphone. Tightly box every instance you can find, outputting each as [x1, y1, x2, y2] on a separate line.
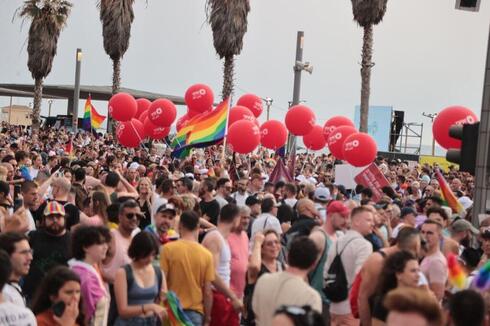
[51, 301, 65, 317]
[13, 198, 23, 212]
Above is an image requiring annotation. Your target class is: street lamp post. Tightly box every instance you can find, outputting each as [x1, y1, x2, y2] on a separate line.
[422, 112, 437, 156]
[72, 48, 82, 132]
[264, 97, 273, 121]
[48, 100, 53, 117]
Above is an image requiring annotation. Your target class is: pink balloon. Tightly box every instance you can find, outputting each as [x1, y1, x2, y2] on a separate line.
[108, 93, 137, 122]
[323, 116, 355, 140]
[148, 99, 177, 127]
[260, 120, 287, 150]
[303, 125, 326, 151]
[285, 105, 316, 136]
[343, 133, 378, 167]
[228, 106, 255, 127]
[327, 126, 358, 160]
[432, 106, 478, 149]
[237, 94, 263, 118]
[116, 119, 144, 148]
[135, 98, 151, 119]
[143, 118, 170, 140]
[228, 120, 261, 154]
[185, 84, 214, 113]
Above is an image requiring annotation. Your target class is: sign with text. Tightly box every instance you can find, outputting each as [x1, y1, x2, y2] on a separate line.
[354, 163, 390, 202]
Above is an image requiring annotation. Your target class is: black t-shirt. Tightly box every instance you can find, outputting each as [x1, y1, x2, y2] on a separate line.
[137, 199, 151, 230]
[199, 199, 220, 226]
[23, 229, 72, 300]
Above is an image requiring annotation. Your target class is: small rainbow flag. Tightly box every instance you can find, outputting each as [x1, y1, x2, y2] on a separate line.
[434, 169, 465, 214]
[447, 253, 467, 289]
[82, 95, 106, 131]
[171, 98, 229, 158]
[163, 291, 193, 326]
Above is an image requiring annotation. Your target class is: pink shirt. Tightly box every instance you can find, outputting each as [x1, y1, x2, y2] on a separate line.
[102, 229, 132, 280]
[420, 250, 448, 285]
[228, 231, 249, 299]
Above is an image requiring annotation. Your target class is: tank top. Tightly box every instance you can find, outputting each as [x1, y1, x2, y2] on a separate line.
[308, 228, 331, 303]
[213, 230, 231, 286]
[126, 268, 159, 306]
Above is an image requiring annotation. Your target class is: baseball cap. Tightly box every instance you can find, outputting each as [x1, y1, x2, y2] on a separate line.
[245, 195, 261, 206]
[452, 219, 479, 235]
[458, 196, 473, 210]
[314, 187, 331, 202]
[400, 207, 417, 219]
[184, 173, 195, 180]
[156, 203, 177, 215]
[327, 201, 350, 218]
[420, 175, 431, 183]
[44, 201, 66, 217]
[128, 162, 139, 170]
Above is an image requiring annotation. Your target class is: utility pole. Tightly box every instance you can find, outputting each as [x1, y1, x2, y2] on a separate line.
[287, 31, 313, 155]
[72, 48, 82, 132]
[422, 112, 437, 156]
[48, 100, 53, 117]
[473, 26, 490, 221]
[264, 97, 273, 121]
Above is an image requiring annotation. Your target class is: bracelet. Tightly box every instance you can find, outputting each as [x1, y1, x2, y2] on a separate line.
[141, 304, 145, 314]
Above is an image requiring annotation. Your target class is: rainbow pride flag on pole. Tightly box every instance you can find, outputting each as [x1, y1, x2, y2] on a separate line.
[82, 95, 106, 131]
[434, 169, 465, 214]
[171, 98, 229, 158]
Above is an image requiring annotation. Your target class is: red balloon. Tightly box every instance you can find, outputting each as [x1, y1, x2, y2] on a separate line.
[303, 125, 326, 151]
[108, 93, 137, 122]
[148, 99, 177, 127]
[139, 110, 149, 124]
[116, 119, 144, 148]
[285, 105, 316, 136]
[432, 106, 478, 149]
[237, 94, 263, 118]
[327, 126, 358, 160]
[343, 133, 378, 167]
[228, 120, 260, 154]
[228, 106, 255, 127]
[187, 109, 200, 118]
[176, 114, 190, 132]
[185, 84, 214, 113]
[143, 118, 170, 140]
[260, 120, 287, 150]
[323, 116, 355, 140]
[135, 98, 151, 119]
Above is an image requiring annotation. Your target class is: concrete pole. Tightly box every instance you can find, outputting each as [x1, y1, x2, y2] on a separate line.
[8, 96, 12, 124]
[265, 97, 273, 121]
[72, 48, 82, 131]
[287, 31, 304, 155]
[473, 26, 490, 222]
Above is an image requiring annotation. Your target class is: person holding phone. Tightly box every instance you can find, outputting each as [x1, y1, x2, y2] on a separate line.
[31, 266, 82, 326]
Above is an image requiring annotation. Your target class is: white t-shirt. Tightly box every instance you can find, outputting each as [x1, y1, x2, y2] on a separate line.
[0, 301, 36, 325]
[2, 283, 25, 307]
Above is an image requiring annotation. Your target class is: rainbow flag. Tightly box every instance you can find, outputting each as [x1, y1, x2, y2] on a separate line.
[171, 98, 229, 158]
[163, 291, 193, 326]
[435, 169, 465, 214]
[82, 95, 106, 131]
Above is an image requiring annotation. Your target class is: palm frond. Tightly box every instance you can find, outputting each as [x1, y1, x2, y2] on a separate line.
[206, 0, 250, 59]
[351, 0, 387, 27]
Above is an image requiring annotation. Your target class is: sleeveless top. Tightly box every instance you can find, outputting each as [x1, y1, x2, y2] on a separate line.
[126, 269, 159, 306]
[308, 228, 331, 303]
[212, 230, 231, 286]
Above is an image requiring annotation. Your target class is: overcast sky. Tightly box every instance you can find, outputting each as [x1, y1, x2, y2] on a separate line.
[1, 0, 489, 151]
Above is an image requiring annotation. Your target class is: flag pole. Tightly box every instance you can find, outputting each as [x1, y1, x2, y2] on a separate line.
[221, 98, 231, 161]
[89, 93, 93, 135]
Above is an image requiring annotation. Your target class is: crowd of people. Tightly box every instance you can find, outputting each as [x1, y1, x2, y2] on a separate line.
[0, 122, 488, 326]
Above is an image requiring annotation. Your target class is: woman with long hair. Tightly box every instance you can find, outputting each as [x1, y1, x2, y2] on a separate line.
[113, 232, 167, 325]
[81, 191, 110, 226]
[69, 226, 112, 325]
[244, 229, 285, 325]
[136, 177, 152, 229]
[370, 251, 421, 326]
[31, 266, 84, 326]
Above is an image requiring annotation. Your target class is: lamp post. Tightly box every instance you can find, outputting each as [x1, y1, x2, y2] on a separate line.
[264, 97, 273, 121]
[422, 112, 437, 156]
[48, 99, 53, 117]
[72, 48, 82, 131]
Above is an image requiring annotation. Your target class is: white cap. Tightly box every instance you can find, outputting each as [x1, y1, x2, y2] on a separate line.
[128, 162, 139, 170]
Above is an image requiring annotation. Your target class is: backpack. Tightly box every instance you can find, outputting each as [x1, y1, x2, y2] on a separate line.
[323, 237, 356, 303]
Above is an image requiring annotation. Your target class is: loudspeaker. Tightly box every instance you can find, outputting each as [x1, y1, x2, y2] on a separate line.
[390, 111, 404, 151]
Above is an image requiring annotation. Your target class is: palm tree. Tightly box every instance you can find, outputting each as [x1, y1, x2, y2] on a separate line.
[350, 0, 388, 132]
[98, 0, 135, 95]
[206, 0, 250, 100]
[19, 0, 72, 132]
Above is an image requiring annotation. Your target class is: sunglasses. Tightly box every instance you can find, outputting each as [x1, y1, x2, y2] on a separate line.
[125, 213, 145, 220]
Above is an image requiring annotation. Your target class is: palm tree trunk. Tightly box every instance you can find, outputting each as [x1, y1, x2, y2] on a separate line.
[222, 55, 234, 101]
[108, 57, 121, 133]
[32, 77, 43, 133]
[359, 24, 373, 133]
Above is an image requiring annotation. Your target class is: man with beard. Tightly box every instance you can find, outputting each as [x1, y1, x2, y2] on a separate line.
[199, 178, 220, 226]
[23, 201, 72, 301]
[145, 203, 178, 245]
[231, 177, 250, 207]
[450, 219, 479, 255]
[0, 232, 33, 307]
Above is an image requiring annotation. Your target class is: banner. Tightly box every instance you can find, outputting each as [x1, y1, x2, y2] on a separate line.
[334, 164, 364, 189]
[419, 155, 458, 172]
[354, 163, 390, 202]
[354, 106, 393, 152]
